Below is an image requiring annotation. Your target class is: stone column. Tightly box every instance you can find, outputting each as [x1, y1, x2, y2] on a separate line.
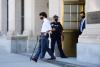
[0, 0, 7, 35]
[23, 0, 35, 38]
[24, 0, 49, 38]
[49, 0, 62, 20]
[77, 0, 100, 64]
[24, 0, 49, 52]
[7, 0, 21, 37]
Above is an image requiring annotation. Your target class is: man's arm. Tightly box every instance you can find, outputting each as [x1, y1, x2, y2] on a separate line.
[59, 23, 64, 41]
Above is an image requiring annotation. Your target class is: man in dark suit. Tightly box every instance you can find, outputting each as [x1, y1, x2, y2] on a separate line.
[79, 11, 86, 35]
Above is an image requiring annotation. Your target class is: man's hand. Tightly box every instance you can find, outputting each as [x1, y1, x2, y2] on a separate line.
[61, 35, 64, 41]
[61, 32, 64, 41]
[52, 28, 56, 31]
[44, 32, 47, 36]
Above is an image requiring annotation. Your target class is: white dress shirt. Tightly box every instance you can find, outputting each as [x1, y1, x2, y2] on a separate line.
[41, 18, 52, 33]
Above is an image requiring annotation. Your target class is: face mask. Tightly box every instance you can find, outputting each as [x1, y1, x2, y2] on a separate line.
[55, 19, 58, 22]
[40, 17, 43, 20]
[82, 16, 85, 18]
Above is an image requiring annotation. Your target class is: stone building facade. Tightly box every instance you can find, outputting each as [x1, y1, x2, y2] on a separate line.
[0, 0, 100, 65]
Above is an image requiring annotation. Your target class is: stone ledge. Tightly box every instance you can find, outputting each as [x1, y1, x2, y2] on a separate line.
[7, 35, 28, 40]
[78, 34, 100, 44]
[11, 36, 28, 40]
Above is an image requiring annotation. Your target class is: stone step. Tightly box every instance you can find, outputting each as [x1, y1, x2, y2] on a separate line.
[42, 59, 85, 67]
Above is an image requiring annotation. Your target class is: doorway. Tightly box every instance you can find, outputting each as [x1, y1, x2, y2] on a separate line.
[63, 0, 85, 57]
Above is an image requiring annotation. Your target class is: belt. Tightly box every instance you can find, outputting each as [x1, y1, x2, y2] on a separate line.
[40, 32, 49, 37]
[40, 32, 46, 36]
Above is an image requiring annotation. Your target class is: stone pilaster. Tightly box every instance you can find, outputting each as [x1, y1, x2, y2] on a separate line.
[23, 0, 35, 39]
[7, 0, 21, 37]
[0, 0, 7, 35]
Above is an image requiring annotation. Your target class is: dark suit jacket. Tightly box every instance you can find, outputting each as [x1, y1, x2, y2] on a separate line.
[79, 18, 86, 35]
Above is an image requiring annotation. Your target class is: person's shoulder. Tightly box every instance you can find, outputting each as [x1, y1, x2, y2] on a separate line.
[57, 22, 61, 25]
[44, 18, 49, 22]
[44, 18, 51, 24]
[51, 22, 55, 24]
[56, 22, 60, 23]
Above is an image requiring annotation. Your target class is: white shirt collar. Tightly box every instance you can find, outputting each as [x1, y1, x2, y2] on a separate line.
[43, 18, 48, 22]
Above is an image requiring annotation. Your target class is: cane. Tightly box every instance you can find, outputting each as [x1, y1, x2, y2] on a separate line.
[30, 36, 39, 61]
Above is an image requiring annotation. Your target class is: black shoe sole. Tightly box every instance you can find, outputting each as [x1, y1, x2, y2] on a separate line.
[32, 58, 37, 62]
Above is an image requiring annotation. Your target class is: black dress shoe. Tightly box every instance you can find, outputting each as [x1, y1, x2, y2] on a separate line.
[32, 58, 37, 62]
[47, 58, 56, 60]
[61, 56, 68, 58]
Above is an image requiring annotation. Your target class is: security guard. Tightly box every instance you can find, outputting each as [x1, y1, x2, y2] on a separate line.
[51, 15, 67, 58]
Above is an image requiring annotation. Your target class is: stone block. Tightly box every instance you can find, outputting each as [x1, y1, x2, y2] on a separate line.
[77, 43, 100, 65]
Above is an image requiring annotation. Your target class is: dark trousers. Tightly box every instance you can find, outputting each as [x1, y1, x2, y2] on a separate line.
[34, 36, 55, 60]
[51, 36, 65, 57]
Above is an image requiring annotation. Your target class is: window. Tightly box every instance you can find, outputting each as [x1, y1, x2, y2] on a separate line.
[64, 2, 84, 29]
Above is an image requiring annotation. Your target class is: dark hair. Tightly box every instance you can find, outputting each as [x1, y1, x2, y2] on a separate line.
[53, 15, 58, 19]
[80, 11, 85, 15]
[53, 15, 59, 22]
[39, 12, 47, 18]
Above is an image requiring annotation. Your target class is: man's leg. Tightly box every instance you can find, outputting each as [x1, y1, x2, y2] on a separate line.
[32, 39, 41, 62]
[51, 38, 56, 54]
[47, 48, 56, 59]
[40, 36, 47, 59]
[46, 38, 55, 59]
[57, 38, 66, 58]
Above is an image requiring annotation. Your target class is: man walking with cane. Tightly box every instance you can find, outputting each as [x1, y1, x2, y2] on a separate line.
[32, 12, 55, 62]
